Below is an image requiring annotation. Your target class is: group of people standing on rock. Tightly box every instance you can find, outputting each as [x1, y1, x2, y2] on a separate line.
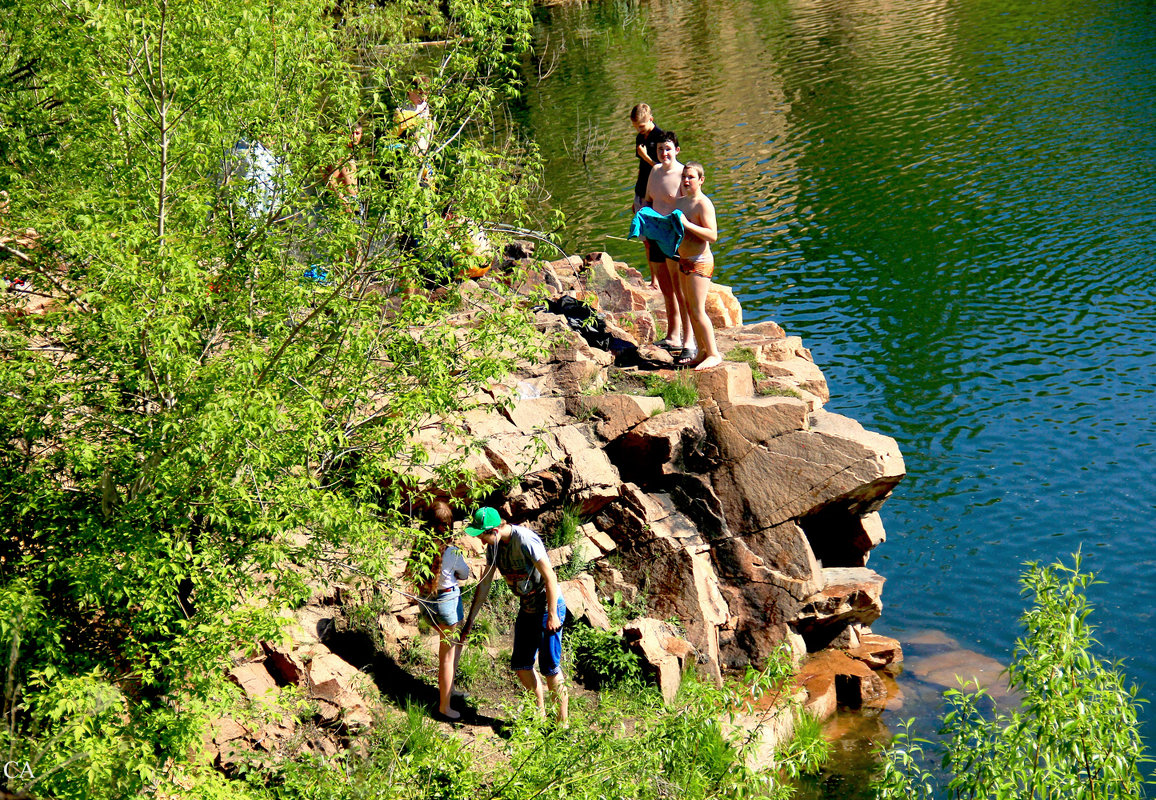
[629, 103, 723, 372]
[406, 104, 730, 727]
[416, 501, 568, 725]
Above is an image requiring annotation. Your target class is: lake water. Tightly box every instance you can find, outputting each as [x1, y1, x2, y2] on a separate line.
[516, 0, 1156, 790]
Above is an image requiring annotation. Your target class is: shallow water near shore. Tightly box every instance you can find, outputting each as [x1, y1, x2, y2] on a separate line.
[516, 0, 1156, 789]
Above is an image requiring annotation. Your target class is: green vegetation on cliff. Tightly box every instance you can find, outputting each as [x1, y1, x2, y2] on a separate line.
[0, 0, 542, 796]
[256, 657, 826, 800]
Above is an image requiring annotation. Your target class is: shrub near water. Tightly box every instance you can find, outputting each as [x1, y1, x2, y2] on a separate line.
[876, 555, 1151, 799]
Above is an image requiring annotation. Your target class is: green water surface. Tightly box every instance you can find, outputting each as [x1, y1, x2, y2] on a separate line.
[516, 0, 1156, 791]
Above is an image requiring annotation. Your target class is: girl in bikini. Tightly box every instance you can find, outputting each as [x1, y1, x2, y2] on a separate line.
[674, 162, 723, 370]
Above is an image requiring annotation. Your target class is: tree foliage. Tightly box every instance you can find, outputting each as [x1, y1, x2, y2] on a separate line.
[0, 0, 541, 796]
[876, 556, 1151, 800]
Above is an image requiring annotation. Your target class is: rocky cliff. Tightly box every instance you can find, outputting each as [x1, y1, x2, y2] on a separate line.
[211, 247, 906, 767]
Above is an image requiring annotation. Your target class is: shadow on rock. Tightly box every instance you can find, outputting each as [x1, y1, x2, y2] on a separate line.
[324, 627, 507, 732]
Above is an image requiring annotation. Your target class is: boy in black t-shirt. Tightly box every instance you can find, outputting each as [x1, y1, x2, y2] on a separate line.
[631, 104, 665, 289]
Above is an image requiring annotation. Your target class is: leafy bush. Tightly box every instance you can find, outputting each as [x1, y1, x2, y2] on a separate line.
[0, 0, 543, 794]
[267, 701, 479, 800]
[605, 589, 649, 628]
[876, 555, 1150, 799]
[453, 645, 489, 691]
[555, 545, 590, 581]
[397, 637, 433, 670]
[551, 505, 582, 548]
[263, 645, 820, 800]
[569, 624, 642, 689]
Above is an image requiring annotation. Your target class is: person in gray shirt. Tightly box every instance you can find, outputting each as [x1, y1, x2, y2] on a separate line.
[463, 506, 568, 724]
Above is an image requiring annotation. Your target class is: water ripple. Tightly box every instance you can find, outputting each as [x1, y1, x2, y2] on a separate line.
[519, 0, 1156, 757]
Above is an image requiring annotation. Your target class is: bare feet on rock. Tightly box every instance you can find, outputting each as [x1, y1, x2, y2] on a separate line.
[694, 354, 724, 371]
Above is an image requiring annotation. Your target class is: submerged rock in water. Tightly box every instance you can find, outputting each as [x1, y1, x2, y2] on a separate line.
[909, 648, 1011, 699]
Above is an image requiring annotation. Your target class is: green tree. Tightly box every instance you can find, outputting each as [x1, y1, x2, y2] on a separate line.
[0, 1, 540, 796]
[876, 556, 1150, 800]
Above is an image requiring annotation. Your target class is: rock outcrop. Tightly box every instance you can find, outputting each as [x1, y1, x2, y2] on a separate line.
[216, 247, 907, 760]
[398, 248, 907, 713]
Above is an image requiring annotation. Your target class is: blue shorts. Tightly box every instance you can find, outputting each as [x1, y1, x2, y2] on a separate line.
[426, 586, 464, 627]
[511, 596, 566, 676]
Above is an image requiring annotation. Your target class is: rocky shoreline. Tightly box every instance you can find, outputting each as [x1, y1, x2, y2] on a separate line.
[210, 246, 907, 769]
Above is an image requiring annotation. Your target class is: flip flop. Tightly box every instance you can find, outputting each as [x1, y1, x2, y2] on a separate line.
[655, 338, 682, 351]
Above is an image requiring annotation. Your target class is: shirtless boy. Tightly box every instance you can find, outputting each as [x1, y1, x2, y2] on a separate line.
[644, 131, 694, 355]
[674, 162, 722, 371]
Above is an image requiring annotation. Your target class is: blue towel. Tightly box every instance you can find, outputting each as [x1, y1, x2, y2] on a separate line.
[629, 207, 684, 259]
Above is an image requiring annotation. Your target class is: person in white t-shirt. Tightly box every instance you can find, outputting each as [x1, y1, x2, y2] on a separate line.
[420, 500, 472, 720]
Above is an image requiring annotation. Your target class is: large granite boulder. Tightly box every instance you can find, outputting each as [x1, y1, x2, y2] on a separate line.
[561, 573, 612, 630]
[620, 535, 729, 685]
[796, 649, 887, 715]
[758, 356, 829, 404]
[502, 396, 570, 430]
[847, 633, 904, 675]
[503, 469, 566, 517]
[609, 406, 706, 483]
[599, 276, 652, 315]
[705, 283, 743, 328]
[716, 396, 809, 445]
[690, 362, 754, 405]
[230, 661, 278, 700]
[566, 394, 666, 442]
[792, 567, 885, 651]
[462, 407, 563, 478]
[803, 508, 889, 567]
[711, 523, 822, 667]
[709, 409, 905, 535]
[554, 424, 622, 515]
[622, 618, 693, 702]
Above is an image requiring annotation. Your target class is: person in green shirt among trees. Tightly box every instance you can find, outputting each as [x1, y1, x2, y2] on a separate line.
[463, 507, 569, 725]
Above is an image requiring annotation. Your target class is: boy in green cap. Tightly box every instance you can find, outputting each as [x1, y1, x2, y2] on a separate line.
[463, 506, 568, 724]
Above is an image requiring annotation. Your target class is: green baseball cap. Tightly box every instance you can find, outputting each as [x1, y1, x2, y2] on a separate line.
[465, 506, 502, 537]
